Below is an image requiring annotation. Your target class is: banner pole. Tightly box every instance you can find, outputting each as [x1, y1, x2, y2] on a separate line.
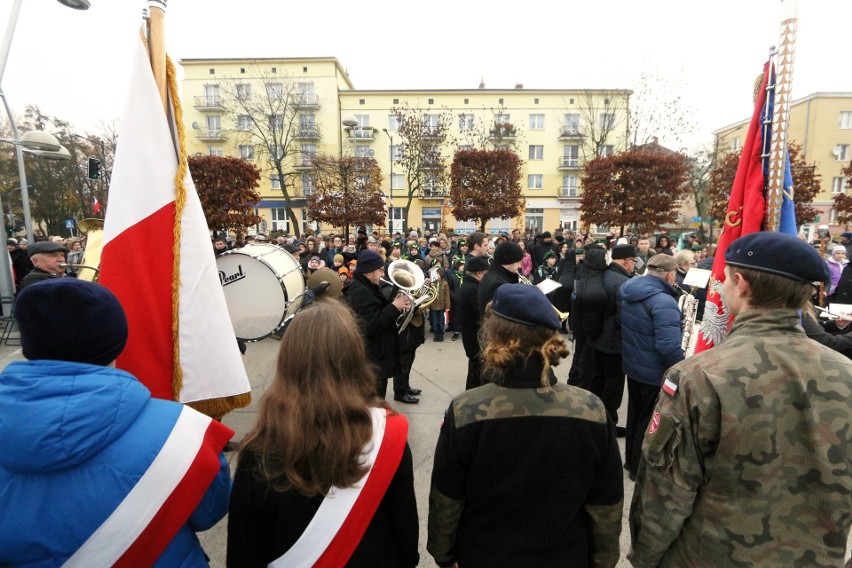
[147, 0, 168, 116]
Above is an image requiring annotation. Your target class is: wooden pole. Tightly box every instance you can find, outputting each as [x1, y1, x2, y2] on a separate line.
[147, 0, 168, 116]
[765, 0, 799, 232]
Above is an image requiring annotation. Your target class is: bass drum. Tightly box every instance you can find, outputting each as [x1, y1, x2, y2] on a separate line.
[216, 243, 306, 341]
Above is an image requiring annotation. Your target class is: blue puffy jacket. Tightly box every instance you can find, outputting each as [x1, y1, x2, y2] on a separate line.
[0, 360, 230, 567]
[620, 275, 684, 386]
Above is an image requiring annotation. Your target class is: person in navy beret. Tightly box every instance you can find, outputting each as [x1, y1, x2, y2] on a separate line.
[429, 284, 623, 568]
[630, 231, 851, 567]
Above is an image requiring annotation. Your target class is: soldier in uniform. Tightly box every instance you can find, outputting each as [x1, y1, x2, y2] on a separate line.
[629, 232, 851, 567]
[429, 284, 623, 568]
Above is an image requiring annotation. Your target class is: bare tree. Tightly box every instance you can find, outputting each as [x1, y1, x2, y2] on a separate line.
[683, 143, 718, 241]
[629, 65, 697, 152]
[391, 104, 455, 232]
[576, 90, 630, 161]
[220, 69, 310, 237]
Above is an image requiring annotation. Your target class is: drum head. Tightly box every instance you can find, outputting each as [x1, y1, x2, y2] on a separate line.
[217, 247, 297, 340]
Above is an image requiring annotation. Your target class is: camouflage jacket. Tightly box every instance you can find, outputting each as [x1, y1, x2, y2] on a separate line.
[628, 308, 851, 568]
[428, 356, 623, 568]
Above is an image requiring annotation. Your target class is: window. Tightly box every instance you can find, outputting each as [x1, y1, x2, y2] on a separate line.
[206, 115, 221, 135]
[562, 145, 579, 167]
[731, 137, 741, 152]
[300, 114, 317, 136]
[563, 113, 580, 133]
[355, 114, 370, 128]
[268, 144, 284, 160]
[390, 144, 403, 161]
[239, 145, 254, 160]
[271, 175, 281, 189]
[525, 208, 544, 233]
[458, 144, 473, 152]
[297, 82, 315, 104]
[424, 114, 440, 134]
[236, 115, 252, 131]
[833, 176, 848, 194]
[529, 114, 545, 130]
[269, 114, 284, 131]
[235, 83, 251, 100]
[600, 145, 614, 158]
[599, 113, 615, 130]
[391, 174, 405, 190]
[388, 115, 400, 131]
[208, 146, 223, 157]
[300, 144, 316, 166]
[266, 83, 283, 99]
[388, 207, 405, 233]
[301, 174, 315, 196]
[459, 114, 475, 131]
[829, 209, 838, 223]
[354, 145, 371, 158]
[271, 208, 288, 232]
[528, 174, 543, 189]
[529, 145, 544, 160]
[562, 175, 578, 196]
[839, 111, 852, 129]
[203, 84, 220, 106]
[834, 144, 849, 161]
[495, 113, 511, 125]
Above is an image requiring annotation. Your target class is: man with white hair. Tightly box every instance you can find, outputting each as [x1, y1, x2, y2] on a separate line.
[19, 242, 68, 291]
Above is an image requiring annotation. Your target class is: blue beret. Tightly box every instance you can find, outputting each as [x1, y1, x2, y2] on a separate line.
[724, 232, 829, 283]
[491, 283, 560, 330]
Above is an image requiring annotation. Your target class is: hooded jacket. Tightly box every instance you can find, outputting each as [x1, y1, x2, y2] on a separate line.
[620, 275, 685, 386]
[0, 360, 230, 567]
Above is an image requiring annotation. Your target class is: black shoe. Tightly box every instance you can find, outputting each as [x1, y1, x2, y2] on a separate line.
[406, 387, 422, 396]
[615, 426, 627, 438]
[393, 393, 420, 404]
[452, 333, 459, 341]
[437, 336, 444, 342]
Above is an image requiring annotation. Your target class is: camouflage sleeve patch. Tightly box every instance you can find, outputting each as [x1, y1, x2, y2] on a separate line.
[585, 501, 623, 568]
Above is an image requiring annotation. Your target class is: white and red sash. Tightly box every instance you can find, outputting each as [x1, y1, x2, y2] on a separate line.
[63, 406, 233, 568]
[269, 407, 408, 568]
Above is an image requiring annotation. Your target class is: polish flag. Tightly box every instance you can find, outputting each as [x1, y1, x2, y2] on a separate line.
[99, 37, 250, 414]
[92, 197, 101, 215]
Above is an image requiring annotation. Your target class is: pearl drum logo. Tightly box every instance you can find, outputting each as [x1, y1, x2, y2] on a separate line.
[219, 264, 246, 287]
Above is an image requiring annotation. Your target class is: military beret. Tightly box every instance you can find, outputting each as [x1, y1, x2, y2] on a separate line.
[28, 241, 68, 258]
[646, 254, 677, 272]
[491, 283, 560, 330]
[611, 244, 636, 259]
[466, 256, 490, 272]
[725, 232, 830, 283]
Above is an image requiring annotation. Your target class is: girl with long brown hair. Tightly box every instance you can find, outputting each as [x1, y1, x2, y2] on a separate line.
[227, 301, 419, 568]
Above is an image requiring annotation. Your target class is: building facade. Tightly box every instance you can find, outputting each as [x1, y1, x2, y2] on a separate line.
[713, 92, 852, 235]
[181, 57, 630, 236]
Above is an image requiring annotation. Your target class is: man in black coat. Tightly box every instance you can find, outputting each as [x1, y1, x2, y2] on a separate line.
[478, 241, 523, 316]
[460, 256, 489, 390]
[19, 241, 68, 291]
[342, 250, 411, 400]
[584, 244, 635, 430]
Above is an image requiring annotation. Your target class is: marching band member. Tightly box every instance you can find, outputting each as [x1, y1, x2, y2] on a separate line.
[0, 279, 232, 566]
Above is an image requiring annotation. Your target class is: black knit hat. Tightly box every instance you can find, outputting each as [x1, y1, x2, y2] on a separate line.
[611, 244, 636, 259]
[15, 279, 128, 366]
[355, 250, 384, 274]
[493, 241, 523, 265]
[466, 256, 490, 272]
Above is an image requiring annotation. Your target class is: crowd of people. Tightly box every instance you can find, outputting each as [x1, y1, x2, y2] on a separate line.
[0, 224, 850, 567]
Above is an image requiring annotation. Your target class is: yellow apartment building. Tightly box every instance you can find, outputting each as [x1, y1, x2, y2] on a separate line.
[181, 57, 630, 236]
[713, 92, 852, 235]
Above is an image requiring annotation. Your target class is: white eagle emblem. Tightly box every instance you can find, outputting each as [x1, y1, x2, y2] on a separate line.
[699, 278, 729, 347]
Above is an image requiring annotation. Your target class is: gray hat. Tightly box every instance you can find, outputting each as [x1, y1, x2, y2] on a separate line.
[646, 254, 677, 272]
[28, 241, 68, 258]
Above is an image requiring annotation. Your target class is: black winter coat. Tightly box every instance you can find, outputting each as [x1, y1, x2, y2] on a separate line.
[460, 277, 482, 359]
[343, 273, 401, 378]
[571, 248, 608, 340]
[478, 264, 520, 315]
[551, 253, 576, 313]
[588, 263, 632, 354]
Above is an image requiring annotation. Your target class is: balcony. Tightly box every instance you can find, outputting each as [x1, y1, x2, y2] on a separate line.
[193, 96, 226, 112]
[353, 127, 376, 141]
[558, 127, 584, 140]
[293, 94, 320, 110]
[422, 187, 447, 199]
[294, 126, 320, 140]
[558, 186, 580, 202]
[558, 157, 581, 170]
[196, 129, 227, 141]
[418, 158, 443, 171]
[488, 124, 517, 140]
[422, 125, 442, 139]
[293, 157, 314, 170]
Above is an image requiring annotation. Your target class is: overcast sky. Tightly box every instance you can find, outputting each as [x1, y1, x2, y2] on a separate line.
[2, 0, 849, 152]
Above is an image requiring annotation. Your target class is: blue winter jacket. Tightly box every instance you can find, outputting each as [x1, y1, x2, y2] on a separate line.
[620, 275, 684, 386]
[0, 360, 231, 567]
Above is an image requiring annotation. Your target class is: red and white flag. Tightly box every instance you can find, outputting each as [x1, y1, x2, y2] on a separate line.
[99, 37, 250, 411]
[92, 197, 101, 215]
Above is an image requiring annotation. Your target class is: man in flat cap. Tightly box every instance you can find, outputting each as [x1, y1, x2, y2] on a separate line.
[19, 241, 68, 291]
[629, 232, 851, 567]
[619, 254, 683, 481]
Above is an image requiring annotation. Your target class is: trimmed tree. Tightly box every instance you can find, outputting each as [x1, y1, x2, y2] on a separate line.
[832, 159, 852, 225]
[187, 155, 262, 235]
[449, 148, 523, 232]
[306, 155, 386, 239]
[579, 147, 689, 236]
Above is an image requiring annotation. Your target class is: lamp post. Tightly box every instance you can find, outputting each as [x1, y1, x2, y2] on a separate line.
[382, 128, 394, 234]
[0, 0, 87, 301]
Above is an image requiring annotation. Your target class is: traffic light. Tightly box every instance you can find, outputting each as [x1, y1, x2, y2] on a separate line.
[87, 157, 101, 180]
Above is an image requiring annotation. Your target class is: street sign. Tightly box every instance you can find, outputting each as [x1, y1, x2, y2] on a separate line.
[689, 215, 702, 228]
[65, 219, 75, 229]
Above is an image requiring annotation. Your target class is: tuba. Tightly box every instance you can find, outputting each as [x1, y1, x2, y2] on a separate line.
[382, 259, 437, 333]
[59, 218, 103, 282]
[673, 283, 699, 357]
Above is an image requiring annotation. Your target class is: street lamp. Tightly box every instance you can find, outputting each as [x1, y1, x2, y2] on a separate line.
[382, 128, 394, 233]
[0, 0, 87, 302]
[341, 115, 358, 155]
